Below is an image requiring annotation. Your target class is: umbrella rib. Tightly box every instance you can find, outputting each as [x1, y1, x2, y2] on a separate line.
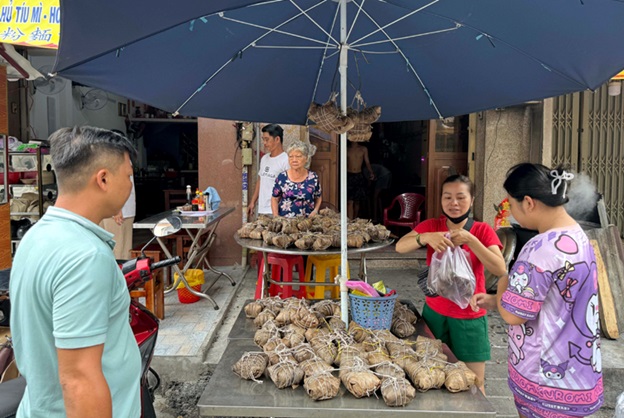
[252, 45, 337, 49]
[349, 0, 440, 47]
[353, 25, 460, 48]
[173, 1, 336, 116]
[220, 15, 336, 47]
[288, 0, 338, 45]
[309, 1, 342, 111]
[348, 49, 398, 55]
[354, 2, 444, 118]
[346, 0, 366, 41]
[438, 22, 593, 90]
[420, 9, 600, 90]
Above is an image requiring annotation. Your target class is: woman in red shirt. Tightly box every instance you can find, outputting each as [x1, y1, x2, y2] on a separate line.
[396, 174, 506, 394]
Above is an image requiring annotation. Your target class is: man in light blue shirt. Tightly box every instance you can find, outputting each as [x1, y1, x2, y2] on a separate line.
[10, 126, 141, 417]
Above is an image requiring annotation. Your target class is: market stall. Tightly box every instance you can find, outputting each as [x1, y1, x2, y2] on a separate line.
[197, 300, 496, 417]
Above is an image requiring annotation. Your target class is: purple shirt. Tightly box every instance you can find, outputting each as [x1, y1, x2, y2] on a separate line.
[272, 171, 321, 218]
[501, 225, 603, 418]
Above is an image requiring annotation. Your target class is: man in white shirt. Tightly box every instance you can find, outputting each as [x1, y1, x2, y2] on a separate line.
[248, 124, 290, 217]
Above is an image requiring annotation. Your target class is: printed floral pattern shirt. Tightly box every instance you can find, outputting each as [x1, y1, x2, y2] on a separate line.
[272, 171, 322, 218]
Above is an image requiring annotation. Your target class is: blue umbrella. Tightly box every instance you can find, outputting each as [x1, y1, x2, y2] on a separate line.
[54, 0, 624, 324]
[55, 0, 624, 123]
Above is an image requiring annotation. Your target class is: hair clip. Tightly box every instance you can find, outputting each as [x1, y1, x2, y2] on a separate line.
[550, 170, 574, 198]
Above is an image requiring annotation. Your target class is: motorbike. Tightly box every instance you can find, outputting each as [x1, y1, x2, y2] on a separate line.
[0, 216, 182, 418]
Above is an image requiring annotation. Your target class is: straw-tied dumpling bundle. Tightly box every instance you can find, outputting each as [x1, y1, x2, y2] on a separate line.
[237, 210, 391, 250]
[391, 303, 417, 338]
[307, 96, 355, 135]
[347, 105, 382, 143]
[365, 321, 477, 394]
[235, 297, 477, 406]
[232, 351, 269, 382]
[387, 335, 477, 393]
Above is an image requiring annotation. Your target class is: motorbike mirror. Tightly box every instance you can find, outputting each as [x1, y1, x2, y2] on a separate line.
[153, 216, 182, 237]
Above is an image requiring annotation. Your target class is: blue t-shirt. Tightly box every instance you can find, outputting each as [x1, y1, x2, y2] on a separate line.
[10, 207, 141, 418]
[272, 170, 322, 217]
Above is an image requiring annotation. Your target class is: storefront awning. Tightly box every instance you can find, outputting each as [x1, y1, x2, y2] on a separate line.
[0, 0, 59, 49]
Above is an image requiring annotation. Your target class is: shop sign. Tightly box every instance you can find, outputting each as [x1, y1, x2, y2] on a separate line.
[0, 0, 59, 49]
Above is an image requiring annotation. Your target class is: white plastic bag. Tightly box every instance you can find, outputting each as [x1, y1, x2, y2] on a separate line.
[427, 245, 476, 309]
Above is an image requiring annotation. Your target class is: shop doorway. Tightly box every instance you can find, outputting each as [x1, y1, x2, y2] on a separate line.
[426, 116, 469, 219]
[359, 117, 468, 223]
[309, 128, 338, 209]
[360, 121, 427, 222]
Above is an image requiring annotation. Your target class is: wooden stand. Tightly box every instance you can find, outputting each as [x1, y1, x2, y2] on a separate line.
[129, 248, 165, 319]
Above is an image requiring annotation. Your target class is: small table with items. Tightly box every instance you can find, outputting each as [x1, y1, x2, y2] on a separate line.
[134, 207, 235, 309]
[235, 236, 394, 298]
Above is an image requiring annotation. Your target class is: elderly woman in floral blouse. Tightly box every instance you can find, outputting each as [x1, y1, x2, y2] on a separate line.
[271, 141, 322, 218]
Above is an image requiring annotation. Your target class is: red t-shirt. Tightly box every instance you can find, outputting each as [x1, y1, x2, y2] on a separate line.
[415, 216, 502, 319]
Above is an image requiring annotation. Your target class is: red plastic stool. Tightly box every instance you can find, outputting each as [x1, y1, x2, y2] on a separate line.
[255, 253, 306, 299]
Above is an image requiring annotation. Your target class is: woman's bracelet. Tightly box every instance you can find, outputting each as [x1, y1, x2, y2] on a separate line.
[415, 233, 424, 247]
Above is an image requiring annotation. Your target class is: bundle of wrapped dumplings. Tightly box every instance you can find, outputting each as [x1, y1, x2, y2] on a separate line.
[233, 296, 478, 407]
[237, 210, 391, 250]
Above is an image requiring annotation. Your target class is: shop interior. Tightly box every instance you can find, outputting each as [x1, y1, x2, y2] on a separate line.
[357, 116, 469, 223]
[126, 107, 199, 220]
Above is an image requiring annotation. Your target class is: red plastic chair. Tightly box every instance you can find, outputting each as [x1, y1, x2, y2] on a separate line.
[383, 193, 425, 231]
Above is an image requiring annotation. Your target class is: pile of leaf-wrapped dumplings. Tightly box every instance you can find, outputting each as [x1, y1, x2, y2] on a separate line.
[232, 297, 478, 407]
[237, 209, 391, 250]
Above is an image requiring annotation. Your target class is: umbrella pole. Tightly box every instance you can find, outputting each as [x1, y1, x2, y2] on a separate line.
[339, 0, 349, 329]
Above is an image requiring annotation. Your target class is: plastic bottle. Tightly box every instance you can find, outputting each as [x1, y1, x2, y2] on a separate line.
[198, 191, 205, 211]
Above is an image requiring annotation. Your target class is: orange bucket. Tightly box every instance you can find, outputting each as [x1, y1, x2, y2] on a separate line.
[175, 269, 205, 304]
[177, 284, 202, 304]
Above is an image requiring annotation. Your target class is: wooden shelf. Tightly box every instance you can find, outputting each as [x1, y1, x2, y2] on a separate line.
[128, 118, 197, 123]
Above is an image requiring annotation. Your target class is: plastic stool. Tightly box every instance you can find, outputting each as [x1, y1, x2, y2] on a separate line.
[304, 255, 349, 299]
[255, 253, 306, 299]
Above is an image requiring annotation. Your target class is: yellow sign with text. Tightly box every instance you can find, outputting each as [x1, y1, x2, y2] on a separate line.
[0, 0, 60, 49]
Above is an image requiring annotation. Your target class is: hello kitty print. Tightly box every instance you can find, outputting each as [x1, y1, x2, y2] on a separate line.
[501, 225, 603, 417]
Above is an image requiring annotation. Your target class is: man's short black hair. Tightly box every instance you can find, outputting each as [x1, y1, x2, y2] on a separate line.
[261, 124, 283, 144]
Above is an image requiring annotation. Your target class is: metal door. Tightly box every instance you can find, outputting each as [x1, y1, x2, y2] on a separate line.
[552, 83, 624, 235]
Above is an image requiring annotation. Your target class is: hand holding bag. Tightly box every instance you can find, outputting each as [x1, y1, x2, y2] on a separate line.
[427, 245, 476, 309]
[416, 218, 474, 298]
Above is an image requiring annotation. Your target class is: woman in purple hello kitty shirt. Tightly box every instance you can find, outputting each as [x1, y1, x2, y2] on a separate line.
[473, 163, 603, 418]
[271, 140, 322, 218]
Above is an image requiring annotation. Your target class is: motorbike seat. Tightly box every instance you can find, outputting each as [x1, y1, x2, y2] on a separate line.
[0, 376, 25, 418]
